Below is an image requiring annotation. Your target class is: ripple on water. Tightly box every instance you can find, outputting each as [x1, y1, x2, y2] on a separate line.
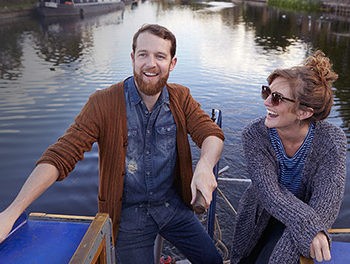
[0, 1, 350, 231]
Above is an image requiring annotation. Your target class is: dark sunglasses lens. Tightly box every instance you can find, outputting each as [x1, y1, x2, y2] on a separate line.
[271, 93, 281, 106]
[261, 86, 270, 100]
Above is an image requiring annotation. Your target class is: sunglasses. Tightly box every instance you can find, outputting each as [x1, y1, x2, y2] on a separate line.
[261, 85, 296, 106]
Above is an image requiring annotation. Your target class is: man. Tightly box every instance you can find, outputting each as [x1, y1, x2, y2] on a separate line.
[0, 24, 224, 263]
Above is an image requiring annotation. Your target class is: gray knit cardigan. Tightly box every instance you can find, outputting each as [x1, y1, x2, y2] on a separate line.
[230, 117, 347, 264]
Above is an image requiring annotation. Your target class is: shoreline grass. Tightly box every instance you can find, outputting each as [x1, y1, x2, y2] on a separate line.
[267, 0, 322, 13]
[0, 0, 36, 11]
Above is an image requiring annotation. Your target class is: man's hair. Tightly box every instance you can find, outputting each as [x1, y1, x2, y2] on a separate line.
[267, 50, 338, 122]
[132, 24, 176, 58]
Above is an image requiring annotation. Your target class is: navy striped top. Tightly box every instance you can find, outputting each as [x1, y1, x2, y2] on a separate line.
[268, 124, 315, 195]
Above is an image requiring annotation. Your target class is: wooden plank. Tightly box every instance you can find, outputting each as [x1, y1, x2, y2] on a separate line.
[328, 228, 350, 233]
[91, 237, 106, 264]
[29, 212, 95, 221]
[300, 256, 314, 264]
[69, 213, 109, 264]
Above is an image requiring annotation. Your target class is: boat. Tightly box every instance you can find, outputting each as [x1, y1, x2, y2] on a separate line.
[36, 0, 125, 18]
[0, 212, 115, 264]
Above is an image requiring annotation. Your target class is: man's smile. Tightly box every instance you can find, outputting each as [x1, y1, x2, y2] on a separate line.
[143, 72, 159, 77]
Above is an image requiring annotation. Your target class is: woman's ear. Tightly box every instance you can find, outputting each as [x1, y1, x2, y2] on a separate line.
[298, 107, 314, 121]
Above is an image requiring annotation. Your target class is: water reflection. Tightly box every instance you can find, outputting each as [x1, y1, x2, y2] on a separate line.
[306, 19, 350, 135]
[0, 0, 350, 236]
[34, 17, 93, 66]
[236, 2, 350, 141]
[0, 20, 39, 80]
[244, 6, 303, 52]
[34, 11, 124, 66]
[0, 9, 125, 82]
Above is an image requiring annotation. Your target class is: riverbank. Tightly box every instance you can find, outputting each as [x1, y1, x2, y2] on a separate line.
[241, 0, 350, 14]
[0, 7, 34, 21]
[0, 0, 36, 20]
[0, 0, 131, 21]
[237, 0, 350, 21]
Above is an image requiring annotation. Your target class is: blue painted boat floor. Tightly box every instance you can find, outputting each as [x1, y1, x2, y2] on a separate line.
[0, 220, 90, 264]
[316, 241, 349, 264]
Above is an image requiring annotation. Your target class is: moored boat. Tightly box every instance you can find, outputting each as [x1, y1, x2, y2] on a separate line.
[37, 0, 125, 18]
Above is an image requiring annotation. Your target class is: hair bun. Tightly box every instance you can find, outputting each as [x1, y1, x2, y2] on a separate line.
[305, 50, 338, 86]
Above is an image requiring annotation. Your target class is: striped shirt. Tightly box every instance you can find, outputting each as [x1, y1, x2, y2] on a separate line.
[268, 124, 315, 195]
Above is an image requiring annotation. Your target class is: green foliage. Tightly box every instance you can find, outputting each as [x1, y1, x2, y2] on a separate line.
[0, 0, 36, 10]
[267, 0, 322, 12]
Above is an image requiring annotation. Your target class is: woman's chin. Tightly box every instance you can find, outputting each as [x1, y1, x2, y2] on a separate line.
[264, 116, 277, 128]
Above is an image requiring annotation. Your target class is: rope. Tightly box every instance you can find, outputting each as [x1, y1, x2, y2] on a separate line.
[217, 187, 237, 215]
[211, 186, 238, 264]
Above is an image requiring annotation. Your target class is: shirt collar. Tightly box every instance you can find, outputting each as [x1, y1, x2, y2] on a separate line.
[128, 76, 169, 106]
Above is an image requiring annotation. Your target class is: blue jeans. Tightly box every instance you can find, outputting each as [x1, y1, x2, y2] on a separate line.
[116, 199, 223, 264]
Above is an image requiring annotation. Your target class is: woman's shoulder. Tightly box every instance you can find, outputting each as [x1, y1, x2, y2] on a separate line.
[314, 120, 346, 139]
[242, 117, 269, 144]
[243, 117, 267, 134]
[313, 120, 347, 150]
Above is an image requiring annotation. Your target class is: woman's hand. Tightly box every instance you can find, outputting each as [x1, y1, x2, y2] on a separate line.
[310, 232, 331, 262]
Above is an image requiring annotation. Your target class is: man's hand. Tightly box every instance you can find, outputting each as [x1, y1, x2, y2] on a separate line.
[0, 210, 16, 243]
[190, 136, 223, 208]
[0, 163, 59, 243]
[190, 158, 218, 208]
[310, 232, 331, 262]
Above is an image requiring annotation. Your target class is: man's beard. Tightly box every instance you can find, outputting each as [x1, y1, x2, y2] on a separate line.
[134, 70, 169, 96]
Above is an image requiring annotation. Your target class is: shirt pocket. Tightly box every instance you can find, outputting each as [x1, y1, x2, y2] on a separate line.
[155, 123, 177, 154]
[127, 128, 141, 156]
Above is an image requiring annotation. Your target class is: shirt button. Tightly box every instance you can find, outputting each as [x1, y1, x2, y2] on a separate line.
[146, 151, 150, 155]
[146, 171, 150, 175]
[146, 130, 150, 134]
[149, 192, 153, 195]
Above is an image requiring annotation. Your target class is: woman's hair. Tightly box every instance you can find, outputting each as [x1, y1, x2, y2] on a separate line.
[267, 50, 338, 122]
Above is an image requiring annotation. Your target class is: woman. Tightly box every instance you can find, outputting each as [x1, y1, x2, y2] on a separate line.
[230, 51, 347, 264]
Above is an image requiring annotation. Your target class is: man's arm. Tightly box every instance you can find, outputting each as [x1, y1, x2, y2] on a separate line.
[190, 136, 224, 208]
[0, 163, 59, 243]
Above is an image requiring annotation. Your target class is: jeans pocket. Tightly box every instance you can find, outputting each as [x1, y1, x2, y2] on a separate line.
[119, 206, 145, 233]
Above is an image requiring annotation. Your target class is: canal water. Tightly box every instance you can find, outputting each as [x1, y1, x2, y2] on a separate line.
[1, 0, 350, 258]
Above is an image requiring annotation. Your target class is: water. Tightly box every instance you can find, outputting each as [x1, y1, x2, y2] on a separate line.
[1, 0, 350, 251]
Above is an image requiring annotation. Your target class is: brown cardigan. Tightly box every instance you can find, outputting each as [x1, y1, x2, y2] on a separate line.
[37, 80, 225, 241]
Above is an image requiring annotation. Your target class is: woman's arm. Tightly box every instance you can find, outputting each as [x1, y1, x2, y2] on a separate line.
[242, 125, 346, 256]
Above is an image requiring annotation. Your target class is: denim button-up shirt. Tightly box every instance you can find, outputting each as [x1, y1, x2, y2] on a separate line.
[122, 77, 179, 208]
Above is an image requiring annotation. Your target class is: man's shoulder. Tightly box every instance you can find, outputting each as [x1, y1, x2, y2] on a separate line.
[96, 81, 124, 95]
[166, 83, 190, 96]
[88, 81, 124, 101]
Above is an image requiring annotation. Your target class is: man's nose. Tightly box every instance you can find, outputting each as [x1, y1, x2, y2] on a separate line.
[146, 55, 156, 67]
